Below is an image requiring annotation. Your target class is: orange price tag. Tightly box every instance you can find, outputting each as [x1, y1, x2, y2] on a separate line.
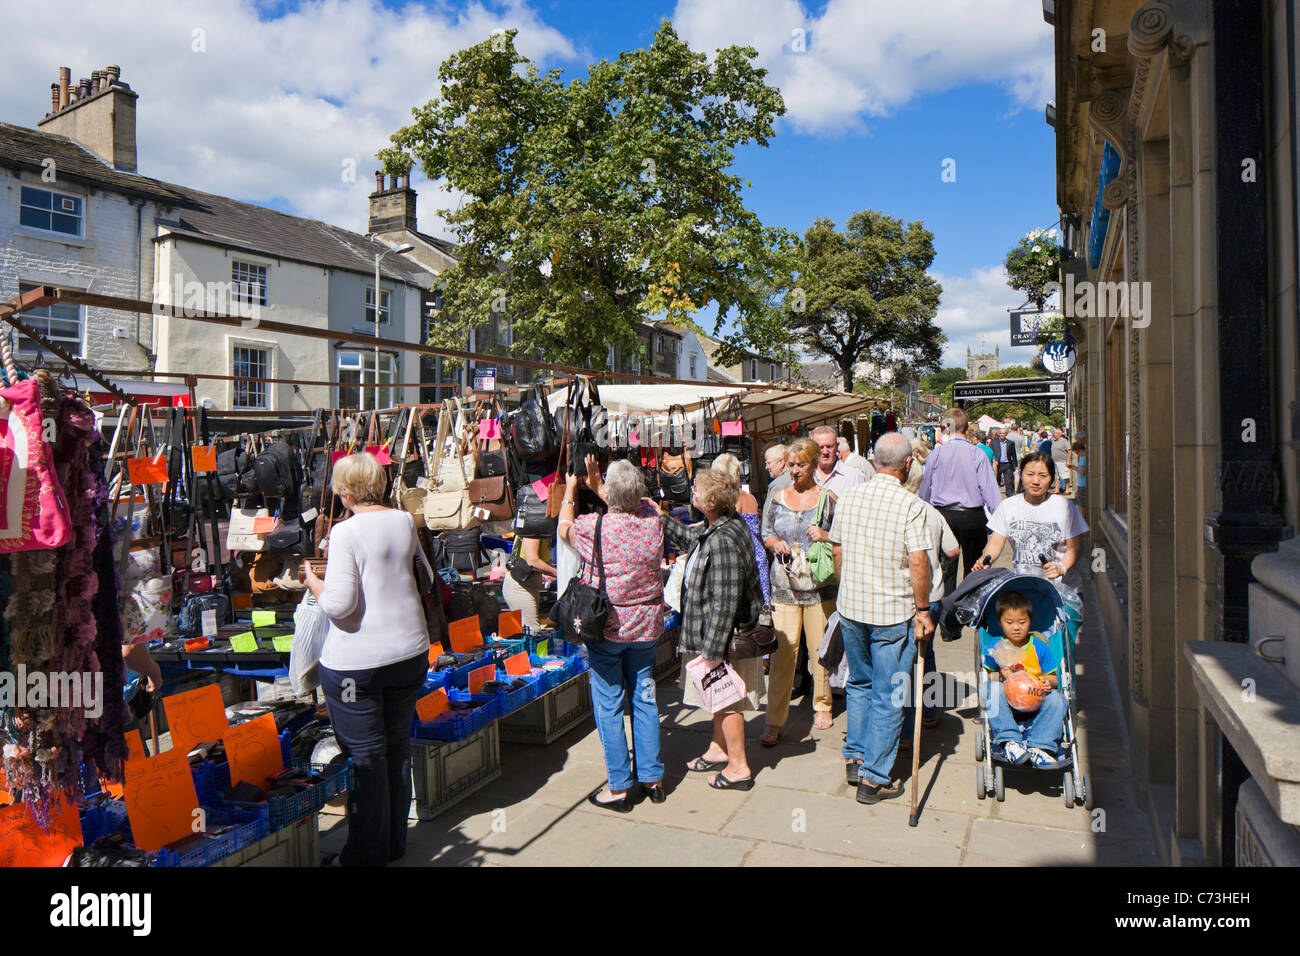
[163, 683, 229, 753]
[251, 516, 278, 534]
[123, 749, 201, 852]
[127, 456, 169, 485]
[224, 713, 284, 790]
[0, 794, 82, 867]
[415, 687, 451, 722]
[467, 665, 495, 694]
[447, 616, 481, 654]
[125, 728, 149, 766]
[426, 642, 447, 666]
[497, 610, 522, 639]
[191, 445, 218, 473]
[184, 637, 210, 652]
[503, 652, 531, 677]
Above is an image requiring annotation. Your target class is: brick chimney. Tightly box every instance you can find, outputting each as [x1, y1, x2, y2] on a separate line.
[38, 63, 138, 172]
[368, 170, 417, 237]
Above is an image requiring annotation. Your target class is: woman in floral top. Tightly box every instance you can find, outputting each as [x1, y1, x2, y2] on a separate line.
[559, 457, 666, 812]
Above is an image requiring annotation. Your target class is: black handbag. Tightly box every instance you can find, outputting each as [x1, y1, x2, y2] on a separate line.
[656, 405, 693, 503]
[694, 398, 722, 473]
[513, 485, 557, 538]
[507, 383, 558, 464]
[474, 397, 510, 479]
[443, 527, 486, 575]
[551, 513, 609, 645]
[719, 395, 750, 481]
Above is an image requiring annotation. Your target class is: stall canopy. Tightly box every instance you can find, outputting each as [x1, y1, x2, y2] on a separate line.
[976, 414, 1002, 432]
[547, 383, 888, 441]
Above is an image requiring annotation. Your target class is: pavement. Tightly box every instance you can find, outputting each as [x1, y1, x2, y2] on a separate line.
[320, 561, 1159, 867]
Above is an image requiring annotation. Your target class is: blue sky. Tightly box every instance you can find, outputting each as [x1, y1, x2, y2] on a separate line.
[8, 0, 1059, 371]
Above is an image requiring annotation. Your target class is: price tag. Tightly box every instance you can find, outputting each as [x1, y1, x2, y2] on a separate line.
[251, 610, 277, 627]
[229, 631, 258, 652]
[201, 608, 217, 638]
[191, 445, 218, 472]
[184, 637, 210, 652]
[300, 507, 318, 523]
[272, 634, 293, 653]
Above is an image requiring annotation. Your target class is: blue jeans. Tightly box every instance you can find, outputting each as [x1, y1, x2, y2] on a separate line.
[587, 640, 663, 790]
[980, 681, 1065, 751]
[320, 652, 427, 867]
[840, 616, 916, 786]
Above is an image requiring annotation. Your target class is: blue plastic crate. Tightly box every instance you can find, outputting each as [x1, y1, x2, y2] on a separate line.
[492, 671, 542, 716]
[411, 689, 500, 741]
[484, 634, 528, 663]
[155, 804, 269, 867]
[663, 609, 682, 632]
[191, 728, 293, 805]
[227, 758, 355, 832]
[435, 651, 499, 690]
[80, 798, 131, 845]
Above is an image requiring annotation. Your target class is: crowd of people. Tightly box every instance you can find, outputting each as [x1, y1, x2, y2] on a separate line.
[305, 407, 1091, 862]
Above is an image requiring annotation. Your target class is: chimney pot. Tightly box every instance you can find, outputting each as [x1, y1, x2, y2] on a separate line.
[49, 83, 59, 114]
[92, 71, 102, 94]
[401, 172, 410, 189]
[58, 67, 70, 109]
[375, 170, 384, 191]
[105, 65, 121, 86]
[79, 77, 91, 99]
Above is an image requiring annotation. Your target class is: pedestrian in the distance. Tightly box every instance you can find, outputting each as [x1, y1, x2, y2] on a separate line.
[1051, 428, 1070, 494]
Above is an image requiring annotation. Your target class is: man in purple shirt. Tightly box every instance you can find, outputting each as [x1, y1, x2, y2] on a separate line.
[917, 408, 1003, 641]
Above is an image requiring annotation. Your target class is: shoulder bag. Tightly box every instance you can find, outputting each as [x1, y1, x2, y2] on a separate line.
[423, 405, 478, 530]
[507, 382, 558, 464]
[694, 398, 722, 473]
[806, 491, 837, 586]
[551, 512, 609, 645]
[655, 404, 693, 503]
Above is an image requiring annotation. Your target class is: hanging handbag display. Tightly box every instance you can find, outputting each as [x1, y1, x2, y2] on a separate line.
[0, 377, 72, 552]
[226, 506, 273, 553]
[467, 472, 513, 521]
[473, 397, 510, 479]
[655, 404, 693, 503]
[719, 394, 751, 481]
[514, 484, 557, 538]
[694, 397, 722, 473]
[506, 382, 558, 464]
[551, 513, 609, 645]
[442, 527, 486, 575]
[422, 404, 478, 531]
[394, 407, 434, 529]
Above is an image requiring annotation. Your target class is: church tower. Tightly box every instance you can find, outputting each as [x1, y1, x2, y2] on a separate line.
[966, 340, 999, 380]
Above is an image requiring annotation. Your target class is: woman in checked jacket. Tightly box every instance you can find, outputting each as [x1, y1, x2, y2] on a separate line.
[661, 468, 764, 791]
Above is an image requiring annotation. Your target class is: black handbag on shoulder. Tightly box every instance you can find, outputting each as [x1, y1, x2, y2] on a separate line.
[551, 513, 609, 645]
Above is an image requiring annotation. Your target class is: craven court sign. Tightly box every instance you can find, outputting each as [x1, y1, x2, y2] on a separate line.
[952, 377, 1066, 414]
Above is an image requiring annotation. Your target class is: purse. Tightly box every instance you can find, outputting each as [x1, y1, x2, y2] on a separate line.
[507, 383, 558, 464]
[719, 395, 750, 480]
[467, 473, 513, 522]
[423, 406, 478, 531]
[655, 404, 693, 503]
[473, 397, 510, 479]
[513, 484, 557, 538]
[442, 527, 486, 575]
[806, 491, 836, 586]
[782, 546, 816, 592]
[0, 378, 73, 552]
[728, 604, 776, 659]
[694, 398, 722, 473]
[551, 513, 609, 645]
[226, 506, 272, 553]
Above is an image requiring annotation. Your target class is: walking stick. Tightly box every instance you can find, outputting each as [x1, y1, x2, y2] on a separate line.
[908, 619, 927, 828]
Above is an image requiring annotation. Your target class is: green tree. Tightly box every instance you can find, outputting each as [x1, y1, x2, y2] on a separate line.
[920, 366, 966, 407]
[781, 211, 945, 393]
[379, 22, 791, 369]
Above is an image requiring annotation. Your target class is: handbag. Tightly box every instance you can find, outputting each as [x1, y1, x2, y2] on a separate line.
[551, 513, 609, 645]
[177, 592, 233, 638]
[422, 405, 478, 531]
[0, 378, 73, 552]
[655, 404, 693, 503]
[226, 506, 272, 553]
[473, 398, 510, 479]
[393, 408, 433, 528]
[288, 592, 330, 696]
[806, 491, 836, 586]
[781, 546, 816, 592]
[506, 383, 558, 464]
[442, 527, 486, 575]
[728, 604, 776, 660]
[694, 398, 722, 473]
[513, 484, 557, 538]
[719, 395, 750, 481]
[506, 536, 536, 586]
[467, 473, 513, 522]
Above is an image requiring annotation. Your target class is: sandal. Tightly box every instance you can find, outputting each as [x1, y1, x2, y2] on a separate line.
[760, 728, 780, 747]
[813, 712, 833, 730]
[708, 773, 755, 791]
[687, 756, 728, 773]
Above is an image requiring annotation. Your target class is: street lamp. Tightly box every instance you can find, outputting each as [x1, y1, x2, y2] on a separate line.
[372, 242, 415, 410]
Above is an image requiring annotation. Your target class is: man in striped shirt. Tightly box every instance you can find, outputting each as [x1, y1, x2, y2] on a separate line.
[830, 432, 935, 805]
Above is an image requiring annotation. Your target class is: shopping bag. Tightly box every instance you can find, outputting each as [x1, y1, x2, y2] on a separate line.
[685, 655, 746, 713]
[289, 591, 331, 696]
[0, 379, 72, 552]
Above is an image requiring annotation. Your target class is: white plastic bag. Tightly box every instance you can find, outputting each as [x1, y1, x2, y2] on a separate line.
[289, 591, 330, 696]
[664, 558, 686, 613]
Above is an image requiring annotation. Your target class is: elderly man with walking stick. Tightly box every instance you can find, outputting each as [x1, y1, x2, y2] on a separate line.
[830, 432, 936, 805]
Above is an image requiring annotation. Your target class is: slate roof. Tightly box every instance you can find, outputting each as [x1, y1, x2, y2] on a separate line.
[1, 122, 432, 284]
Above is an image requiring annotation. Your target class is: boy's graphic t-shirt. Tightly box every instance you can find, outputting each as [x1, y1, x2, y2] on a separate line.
[984, 633, 1059, 681]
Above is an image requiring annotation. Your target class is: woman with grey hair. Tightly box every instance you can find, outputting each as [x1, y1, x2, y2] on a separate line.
[559, 456, 667, 810]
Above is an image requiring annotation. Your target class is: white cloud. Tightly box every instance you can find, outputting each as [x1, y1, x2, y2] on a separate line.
[933, 264, 1040, 371]
[5, 0, 580, 237]
[671, 0, 1054, 134]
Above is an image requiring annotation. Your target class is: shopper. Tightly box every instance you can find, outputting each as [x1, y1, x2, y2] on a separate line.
[812, 425, 867, 497]
[501, 535, 556, 629]
[975, 452, 1090, 589]
[662, 468, 764, 791]
[829, 432, 934, 805]
[764, 443, 790, 483]
[1051, 428, 1071, 494]
[714, 452, 769, 603]
[989, 427, 1019, 498]
[1068, 436, 1087, 497]
[917, 408, 1002, 640]
[761, 437, 837, 741]
[559, 458, 666, 810]
[302, 451, 429, 867]
[837, 436, 875, 479]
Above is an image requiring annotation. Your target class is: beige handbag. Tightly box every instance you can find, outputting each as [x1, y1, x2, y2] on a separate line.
[422, 405, 478, 530]
[226, 507, 273, 553]
[394, 408, 434, 529]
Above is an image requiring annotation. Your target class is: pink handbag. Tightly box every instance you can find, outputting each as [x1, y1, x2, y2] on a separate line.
[0, 379, 72, 552]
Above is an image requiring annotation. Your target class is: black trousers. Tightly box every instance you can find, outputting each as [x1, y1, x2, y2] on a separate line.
[997, 462, 1017, 498]
[936, 506, 990, 638]
[320, 652, 427, 867]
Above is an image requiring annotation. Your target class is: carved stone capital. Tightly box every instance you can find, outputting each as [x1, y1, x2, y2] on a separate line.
[1128, 2, 1174, 58]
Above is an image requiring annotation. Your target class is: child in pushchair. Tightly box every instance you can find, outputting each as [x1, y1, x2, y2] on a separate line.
[980, 590, 1065, 769]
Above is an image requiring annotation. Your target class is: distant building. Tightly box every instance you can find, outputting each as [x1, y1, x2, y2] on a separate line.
[966, 344, 999, 379]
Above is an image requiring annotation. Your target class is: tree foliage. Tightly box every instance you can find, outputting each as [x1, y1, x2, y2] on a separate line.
[779, 211, 945, 393]
[379, 22, 792, 369]
[1004, 228, 1062, 309]
[920, 366, 967, 407]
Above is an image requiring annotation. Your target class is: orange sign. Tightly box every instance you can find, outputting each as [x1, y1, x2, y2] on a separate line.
[123, 748, 201, 852]
[447, 616, 481, 654]
[125, 728, 149, 767]
[225, 713, 284, 790]
[498, 610, 523, 639]
[191, 445, 218, 473]
[184, 637, 210, 651]
[415, 687, 451, 722]
[251, 515, 278, 534]
[163, 684, 229, 753]
[0, 795, 82, 867]
[467, 665, 495, 694]
[427, 642, 447, 666]
[503, 652, 532, 677]
[127, 456, 169, 485]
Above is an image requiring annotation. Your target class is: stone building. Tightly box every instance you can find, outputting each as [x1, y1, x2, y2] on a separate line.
[1050, 0, 1299, 865]
[965, 343, 999, 379]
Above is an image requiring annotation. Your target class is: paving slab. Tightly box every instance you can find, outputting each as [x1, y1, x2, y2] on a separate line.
[962, 818, 1156, 866]
[740, 842, 888, 866]
[591, 823, 754, 867]
[574, 771, 752, 833]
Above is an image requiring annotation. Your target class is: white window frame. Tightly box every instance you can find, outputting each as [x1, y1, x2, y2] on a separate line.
[232, 260, 269, 307]
[18, 185, 84, 238]
[366, 286, 391, 325]
[689, 352, 697, 377]
[337, 348, 396, 410]
[15, 281, 83, 357]
[230, 340, 273, 410]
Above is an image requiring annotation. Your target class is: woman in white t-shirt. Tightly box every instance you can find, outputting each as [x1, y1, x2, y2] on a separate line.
[975, 452, 1089, 588]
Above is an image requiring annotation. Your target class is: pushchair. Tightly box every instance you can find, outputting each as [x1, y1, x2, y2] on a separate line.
[947, 569, 1089, 809]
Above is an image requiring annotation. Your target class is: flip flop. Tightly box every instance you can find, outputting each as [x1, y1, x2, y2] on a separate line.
[813, 713, 833, 730]
[708, 773, 755, 791]
[687, 756, 728, 773]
